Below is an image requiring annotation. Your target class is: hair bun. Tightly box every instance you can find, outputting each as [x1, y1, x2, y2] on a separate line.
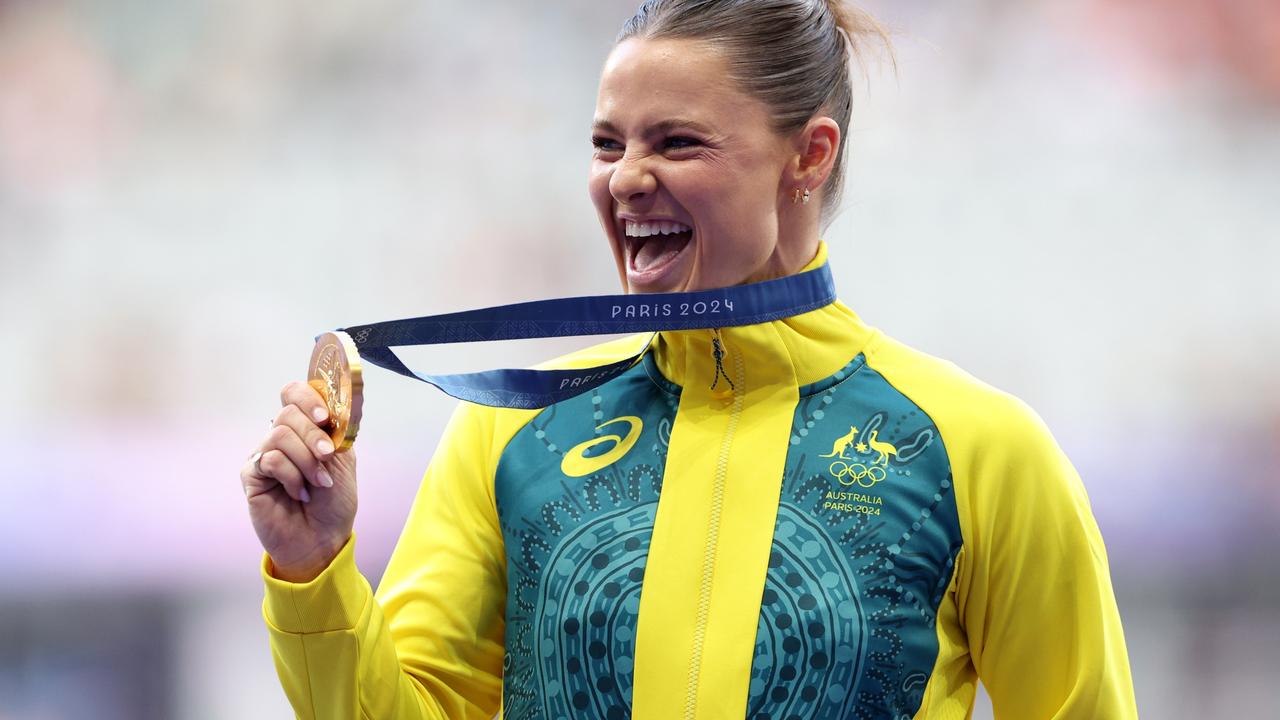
[823, 0, 891, 59]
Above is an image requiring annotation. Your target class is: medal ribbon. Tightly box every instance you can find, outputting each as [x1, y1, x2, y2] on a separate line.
[335, 262, 836, 409]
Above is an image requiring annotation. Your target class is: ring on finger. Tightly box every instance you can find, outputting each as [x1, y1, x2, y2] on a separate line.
[251, 451, 266, 477]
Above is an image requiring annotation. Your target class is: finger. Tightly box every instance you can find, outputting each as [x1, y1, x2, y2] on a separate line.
[241, 451, 289, 498]
[244, 447, 311, 503]
[273, 403, 337, 463]
[240, 453, 264, 497]
[266, 423, 334, 491]
[280, 380, 330, 426]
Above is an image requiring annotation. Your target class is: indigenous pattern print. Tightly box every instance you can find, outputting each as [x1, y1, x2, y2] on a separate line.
[495, 364, 678, 720]
[746, 357, 962, 719]
[494, 355, 962, 720]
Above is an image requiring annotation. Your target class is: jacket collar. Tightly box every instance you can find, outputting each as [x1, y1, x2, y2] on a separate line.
[650, 241, 875, 394]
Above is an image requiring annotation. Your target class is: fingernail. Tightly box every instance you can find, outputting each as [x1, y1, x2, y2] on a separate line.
[312, 407, 328, 422]
[316, 467, 334, 488]
[300, 486, 312, 503]
[317, 439, 335, 456]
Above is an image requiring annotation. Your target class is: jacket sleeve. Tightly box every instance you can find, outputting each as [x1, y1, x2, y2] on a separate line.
[262, 401, 507, 719]
[958, 395, 1138, 719]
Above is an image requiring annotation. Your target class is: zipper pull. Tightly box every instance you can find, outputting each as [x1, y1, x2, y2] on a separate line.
[709, 329, 735, 401]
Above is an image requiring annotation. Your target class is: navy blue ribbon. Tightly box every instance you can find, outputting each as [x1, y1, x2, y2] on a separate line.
[334, 263, 836, 409]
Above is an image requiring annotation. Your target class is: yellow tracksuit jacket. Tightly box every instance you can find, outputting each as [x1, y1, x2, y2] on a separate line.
[262, 244, 1138, 719]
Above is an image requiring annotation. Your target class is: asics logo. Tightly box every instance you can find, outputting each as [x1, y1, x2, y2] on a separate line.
[560, 416, 643, 478]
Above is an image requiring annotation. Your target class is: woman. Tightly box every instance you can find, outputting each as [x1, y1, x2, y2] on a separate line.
[241, 1, 1138, 718]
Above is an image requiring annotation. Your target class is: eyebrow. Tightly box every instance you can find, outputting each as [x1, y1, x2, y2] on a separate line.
[591, 118, 717, 137]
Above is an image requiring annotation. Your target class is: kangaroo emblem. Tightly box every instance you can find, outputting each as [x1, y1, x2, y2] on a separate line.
[820, 426, 860, 459]
[867, 430, 899, 466]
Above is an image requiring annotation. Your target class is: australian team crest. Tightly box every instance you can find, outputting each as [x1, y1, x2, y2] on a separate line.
[819, 424, 903, 488]
[804, 404, 936, 517]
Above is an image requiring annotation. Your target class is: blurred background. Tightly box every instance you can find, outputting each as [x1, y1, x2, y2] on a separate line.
[1, 0, 1277, 717]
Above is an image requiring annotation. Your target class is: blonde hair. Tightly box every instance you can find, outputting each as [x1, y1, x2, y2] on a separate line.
[618, 0, 892, 224]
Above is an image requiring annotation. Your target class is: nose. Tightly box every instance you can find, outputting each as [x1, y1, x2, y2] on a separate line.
[609, 152, 657, 204]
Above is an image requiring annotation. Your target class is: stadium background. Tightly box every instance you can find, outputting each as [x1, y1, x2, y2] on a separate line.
[1, 0, 1277, 717]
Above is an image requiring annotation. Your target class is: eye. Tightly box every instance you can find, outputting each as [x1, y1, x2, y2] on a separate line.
[592, 136, 622, 153]
[662, 136, 702, 151]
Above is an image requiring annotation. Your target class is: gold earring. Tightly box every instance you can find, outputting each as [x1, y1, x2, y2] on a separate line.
[792, 188, 802, 204]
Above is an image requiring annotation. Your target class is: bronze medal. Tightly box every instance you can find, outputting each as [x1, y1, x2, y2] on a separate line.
[307, 331, 363, 452]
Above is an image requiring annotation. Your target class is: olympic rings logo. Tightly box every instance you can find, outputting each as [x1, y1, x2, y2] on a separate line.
[829, 461, 886, 488]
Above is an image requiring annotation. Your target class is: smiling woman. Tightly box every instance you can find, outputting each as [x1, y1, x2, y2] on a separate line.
[590, 37, 818, 294]
[245, 1, 1138, 719]
[587, 0, 878, 294]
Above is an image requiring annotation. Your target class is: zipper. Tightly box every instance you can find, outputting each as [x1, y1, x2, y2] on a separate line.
[683, 330, 746, 719]
[709, 328, 735, 399]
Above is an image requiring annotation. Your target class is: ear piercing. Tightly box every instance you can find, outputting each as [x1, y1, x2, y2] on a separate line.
[793, 187, 811, 205]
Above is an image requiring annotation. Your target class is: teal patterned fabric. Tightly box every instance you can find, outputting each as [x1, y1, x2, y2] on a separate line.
[745, 356, 962, 719]
[494, 353, 962, 719]
[496, 361, 677, 720]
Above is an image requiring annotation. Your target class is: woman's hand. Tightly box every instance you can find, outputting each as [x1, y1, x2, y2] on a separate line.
[241, 381, 358, 583]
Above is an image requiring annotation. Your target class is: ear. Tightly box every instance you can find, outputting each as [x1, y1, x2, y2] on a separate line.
[788, 116, 841, 190]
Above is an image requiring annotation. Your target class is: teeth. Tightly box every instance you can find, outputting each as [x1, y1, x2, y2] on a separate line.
[624, 219, 692, 237]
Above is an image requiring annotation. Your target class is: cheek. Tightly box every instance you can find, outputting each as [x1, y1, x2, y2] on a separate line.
[684, 165, 779, 278]
[686, 169, 767, 235]
[587, 162, 610, 204]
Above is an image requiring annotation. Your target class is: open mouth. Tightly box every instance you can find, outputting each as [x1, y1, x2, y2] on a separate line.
[623, 220, 694, 278]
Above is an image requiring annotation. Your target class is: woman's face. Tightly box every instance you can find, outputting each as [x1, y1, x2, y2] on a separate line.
[589, 38, 806, 294]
